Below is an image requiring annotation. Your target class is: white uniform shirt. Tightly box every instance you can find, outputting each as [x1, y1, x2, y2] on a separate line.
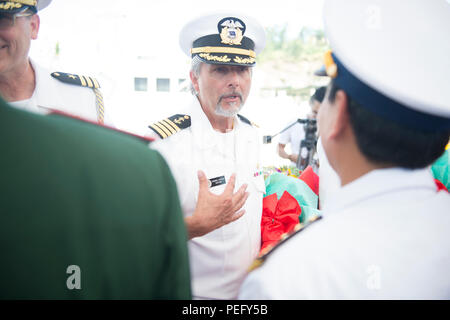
[239, 167, 450, 299]
[278, 122, 305, 165]
[8, 59, 113, 126]
[151, 98, 265, 299]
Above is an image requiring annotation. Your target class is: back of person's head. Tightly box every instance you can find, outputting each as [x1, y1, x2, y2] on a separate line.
[327, 79, 450, 169]
[318, 0, 450, 169]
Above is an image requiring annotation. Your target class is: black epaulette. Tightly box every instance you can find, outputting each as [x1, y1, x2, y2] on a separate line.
[238, 114, 259, 127]
[51, 72, 101, 89]
[248, 215, 322, 272]
[148, 114, 191, 139]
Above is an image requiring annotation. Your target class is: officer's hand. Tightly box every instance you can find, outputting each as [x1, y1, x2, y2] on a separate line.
[185, 170, 249, 239]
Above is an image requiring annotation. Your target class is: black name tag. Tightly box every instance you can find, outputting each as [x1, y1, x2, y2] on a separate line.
[209, 176, 226, 188]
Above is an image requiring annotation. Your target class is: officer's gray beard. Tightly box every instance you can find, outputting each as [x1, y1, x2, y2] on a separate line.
[215, 92, 244, 117]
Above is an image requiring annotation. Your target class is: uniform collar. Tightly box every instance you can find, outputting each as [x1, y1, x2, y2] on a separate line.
[189, 97, 251, 149]
[30, 58, 63, 111]
[325, 167, 437, 214]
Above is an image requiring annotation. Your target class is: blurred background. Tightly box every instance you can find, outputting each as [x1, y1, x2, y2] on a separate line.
[31, 0, 330, 166]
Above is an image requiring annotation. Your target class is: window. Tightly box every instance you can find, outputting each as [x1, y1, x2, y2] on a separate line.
[156, 78, 170, 92]
[134, 77, 148, 92]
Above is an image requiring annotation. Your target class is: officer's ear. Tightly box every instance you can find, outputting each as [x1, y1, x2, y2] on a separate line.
[189, 70, 200, 95]
[29, 14, 40, 40]
[328, 89, 351, 141]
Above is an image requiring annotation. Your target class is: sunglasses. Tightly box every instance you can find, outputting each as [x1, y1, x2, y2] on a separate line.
[0, 8, 34, 30]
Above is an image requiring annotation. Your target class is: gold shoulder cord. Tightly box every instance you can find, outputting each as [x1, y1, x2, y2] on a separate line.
[93, 88, 104, 125]
[79, 75, 104, 124]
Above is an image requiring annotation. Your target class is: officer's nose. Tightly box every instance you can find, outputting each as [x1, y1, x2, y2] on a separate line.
[227, 69, 240, 89]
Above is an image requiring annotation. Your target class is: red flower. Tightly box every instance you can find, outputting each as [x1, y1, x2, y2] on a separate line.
[260, 191, 301, 253]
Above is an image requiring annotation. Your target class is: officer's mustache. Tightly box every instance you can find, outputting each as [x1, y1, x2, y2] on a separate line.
[218, 92, 243, 105]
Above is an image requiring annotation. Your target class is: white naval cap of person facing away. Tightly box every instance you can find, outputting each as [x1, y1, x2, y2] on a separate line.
[315, 0, 450, 211]
[238, 0, 450, 300]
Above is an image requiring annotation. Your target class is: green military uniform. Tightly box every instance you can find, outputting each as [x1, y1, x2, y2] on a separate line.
[0, 98, 191, 299]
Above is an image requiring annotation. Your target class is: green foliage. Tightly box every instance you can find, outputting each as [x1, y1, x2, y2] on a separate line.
[55, 41, 60, 56]
[256, 26, 331, 99]
[257, 26, 330, 64]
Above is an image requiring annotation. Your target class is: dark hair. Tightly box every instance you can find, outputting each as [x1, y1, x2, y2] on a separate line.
[327, 80, 449, 169]
[311, 86, 327, 103]
[310, 86, 327, 107]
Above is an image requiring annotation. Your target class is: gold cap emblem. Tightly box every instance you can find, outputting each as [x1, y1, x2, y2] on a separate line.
[219, 18, 245, 46]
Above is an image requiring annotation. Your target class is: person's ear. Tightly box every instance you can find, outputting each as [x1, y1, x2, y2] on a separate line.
[190, 71, 200, 95]
[30, 14, 40, 40]
[328, 90, 350, 140]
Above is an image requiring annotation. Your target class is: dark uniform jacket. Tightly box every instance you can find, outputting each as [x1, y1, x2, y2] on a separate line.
[0, 99, 191, 299]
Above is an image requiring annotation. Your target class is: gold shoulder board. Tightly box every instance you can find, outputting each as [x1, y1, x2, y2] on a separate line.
[51, 72, 101, 89]
[148, 114, 191, 139]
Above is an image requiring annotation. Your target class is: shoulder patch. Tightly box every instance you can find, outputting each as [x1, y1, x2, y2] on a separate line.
[148, 114, 191, 139]
[51, 72, 101, 89]
[248, 215, 322, 272]
[238, 114, 259, 127]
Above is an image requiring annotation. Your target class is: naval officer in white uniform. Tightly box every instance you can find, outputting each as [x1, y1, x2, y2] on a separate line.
[0, 0, 112, 125]
[148, 12, 266, 299]
[239, 0, 450, 299]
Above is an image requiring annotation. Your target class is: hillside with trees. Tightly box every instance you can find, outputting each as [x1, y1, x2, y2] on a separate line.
[256, 26, 330, 102]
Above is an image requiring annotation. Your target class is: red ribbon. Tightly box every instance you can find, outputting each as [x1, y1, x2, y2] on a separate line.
[299, 166, 319, 195]
[435, 179, 448, 192]
[260, 191, 301, 253]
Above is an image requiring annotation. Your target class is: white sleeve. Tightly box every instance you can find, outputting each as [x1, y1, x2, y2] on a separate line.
[278, 126, 292, 145]
[103, 106, 115, 128]
[238, 270, 277, 300]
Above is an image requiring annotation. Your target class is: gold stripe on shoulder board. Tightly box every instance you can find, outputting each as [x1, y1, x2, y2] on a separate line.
[148, 114, 191, 139]
[154, 122, 172, 137]
[85, 76, 94, 88]
[92, 77, 100, 89]
[51, 72, 101, 89]
[164, 118, 181, 131]
[79, 75, 87, 87]
[157, 120, 177, 135]
[149, 124, 168, 139]
[161, 119, 180, 133]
